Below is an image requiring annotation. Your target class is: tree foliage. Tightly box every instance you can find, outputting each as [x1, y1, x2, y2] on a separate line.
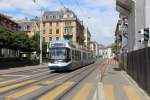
[0, 28, 38, 52]
[111, 42, 117, 54]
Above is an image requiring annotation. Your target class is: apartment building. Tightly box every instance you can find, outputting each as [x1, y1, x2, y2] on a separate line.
[84, 27, 91, 49]
[18, 18, 39, 38]
[42, 8, 84, 48]
[0, 13, 20, 32]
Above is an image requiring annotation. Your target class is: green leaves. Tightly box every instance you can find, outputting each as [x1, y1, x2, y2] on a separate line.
[0, 28, 38, 52]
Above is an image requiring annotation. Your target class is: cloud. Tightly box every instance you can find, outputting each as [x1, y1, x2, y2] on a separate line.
[0, 0, 119, 45]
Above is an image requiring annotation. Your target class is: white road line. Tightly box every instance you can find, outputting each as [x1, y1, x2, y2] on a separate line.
[121, 71, 150, 100]
[97, 82, 105, 100]
[2, 75, 30, 77]
[92, 89, 97, 100]
[0, 71, 50, 85]
[96, 73, 99, 80]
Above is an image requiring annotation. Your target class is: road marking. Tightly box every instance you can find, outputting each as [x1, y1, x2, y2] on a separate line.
[39, 82, 75, 100]
[97, 82, 105, 100]
[0, 79, 18, 85]
[41, 80, 54, 85]
[0, 71, 50, 85]
[104, 84, 115, 100]
[5, 85, 42, 100]
[0, 80, 34, 93]
[72, 83, 92, 100]
[2, 75, 30, 77]
[123, 85, 141, 100]
[121, 71, 150, 100]
[0, 78, 3, 81]
[92, 90, 97, 100]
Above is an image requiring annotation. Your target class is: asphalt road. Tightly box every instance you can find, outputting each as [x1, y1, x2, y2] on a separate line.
[0, 59, 102, 100]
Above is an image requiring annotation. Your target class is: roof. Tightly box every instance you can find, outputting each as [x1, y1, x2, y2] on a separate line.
[43, 8, 77, 21]
[0, 13, 19, 26]
[18, 21, 35, 31]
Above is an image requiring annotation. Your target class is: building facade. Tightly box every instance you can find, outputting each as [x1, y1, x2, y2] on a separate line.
[0, 13, 20, 32]
[43, 8, 84, 48]
[18, 18, 39, 38]
[84, 27, 91, 49]
[116, 0, 150, 51]
[90, 41, 99, 58]
[99, 46, 114, 59]
[115, 17, 128, 54]
[115, 20, 122, 54]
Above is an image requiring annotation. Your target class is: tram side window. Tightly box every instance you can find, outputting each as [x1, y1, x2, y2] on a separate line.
[83, 52, 86, 60]
[72, 50, 74, 60]
[76, 51, 81, 61]
[72, 50, 75, 60]
[67, 49, 71, 60]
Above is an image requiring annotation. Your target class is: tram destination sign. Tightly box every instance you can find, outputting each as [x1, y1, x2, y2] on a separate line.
[49, 43, 66, 48]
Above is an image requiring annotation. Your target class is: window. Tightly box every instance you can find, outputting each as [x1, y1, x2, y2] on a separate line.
[43, 30, 45, 34]
[56, 37, 59, 40]
[43, 37, 45, 42]
[59, 15, 62, 19]
[45, 16, 48, 19]
[65, 21, 71, 26]
[26, 25, 30, 30]
[56, 29, 59, 34]
[56, 22, 59, 26]
[64, 28, 72, 33]
[49, 29, 52, 34]
[43, 23, 46, 28]
[49, 22, 52, 26]
[49, 37, 52, 41]
[50, 16, 52, 19]
[56, 16, 59, 19]
[53, 16, 56, 19]
[67, 14, 70, 18]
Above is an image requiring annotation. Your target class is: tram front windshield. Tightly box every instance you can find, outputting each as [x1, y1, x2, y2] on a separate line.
[49, 48, 70, 62]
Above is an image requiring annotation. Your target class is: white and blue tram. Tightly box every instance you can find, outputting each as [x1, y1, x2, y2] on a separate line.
[48, 40, 95, 71]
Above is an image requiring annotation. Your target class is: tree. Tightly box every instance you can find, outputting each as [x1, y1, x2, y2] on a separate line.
[111, 42, 117, 54]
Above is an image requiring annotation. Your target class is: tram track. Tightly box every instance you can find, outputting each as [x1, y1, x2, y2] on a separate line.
[1, 63, 97, 100]
[36, 62, 100, 100]
[0, 72, 64, 94]
[0, 67, 50, 84]
[0, 67, 49, 76]
[0, 69, 53, 87]
[0, 60, 102, 100]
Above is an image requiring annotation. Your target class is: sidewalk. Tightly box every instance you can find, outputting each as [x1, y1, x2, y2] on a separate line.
[0, 63, 48, 75]
[99, 59, 149, 100]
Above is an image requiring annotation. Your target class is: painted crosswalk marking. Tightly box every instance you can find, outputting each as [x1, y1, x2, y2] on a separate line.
[5, 85, 42, 100]
[123, 85, 141, 100]
[72, 83, 93, 100]
[104, 84, 115, 100]
[39, 82, 75, 100]
[0, 80, 34, 93]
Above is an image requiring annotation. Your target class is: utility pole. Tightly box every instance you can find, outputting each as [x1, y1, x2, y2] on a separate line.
[33, 0, 43, 64]
[39, 14, 43, 64]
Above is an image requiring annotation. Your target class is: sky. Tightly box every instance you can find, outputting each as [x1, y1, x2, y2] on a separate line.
[0, 0, 119, 46]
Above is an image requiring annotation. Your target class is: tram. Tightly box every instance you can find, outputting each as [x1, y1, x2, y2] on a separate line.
[48, 40, 95, 71]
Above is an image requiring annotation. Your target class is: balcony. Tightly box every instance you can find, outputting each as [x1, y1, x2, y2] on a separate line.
[63, 32, 73, 36]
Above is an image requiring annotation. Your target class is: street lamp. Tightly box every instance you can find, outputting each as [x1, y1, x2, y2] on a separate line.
[33, 0, 43, 64]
